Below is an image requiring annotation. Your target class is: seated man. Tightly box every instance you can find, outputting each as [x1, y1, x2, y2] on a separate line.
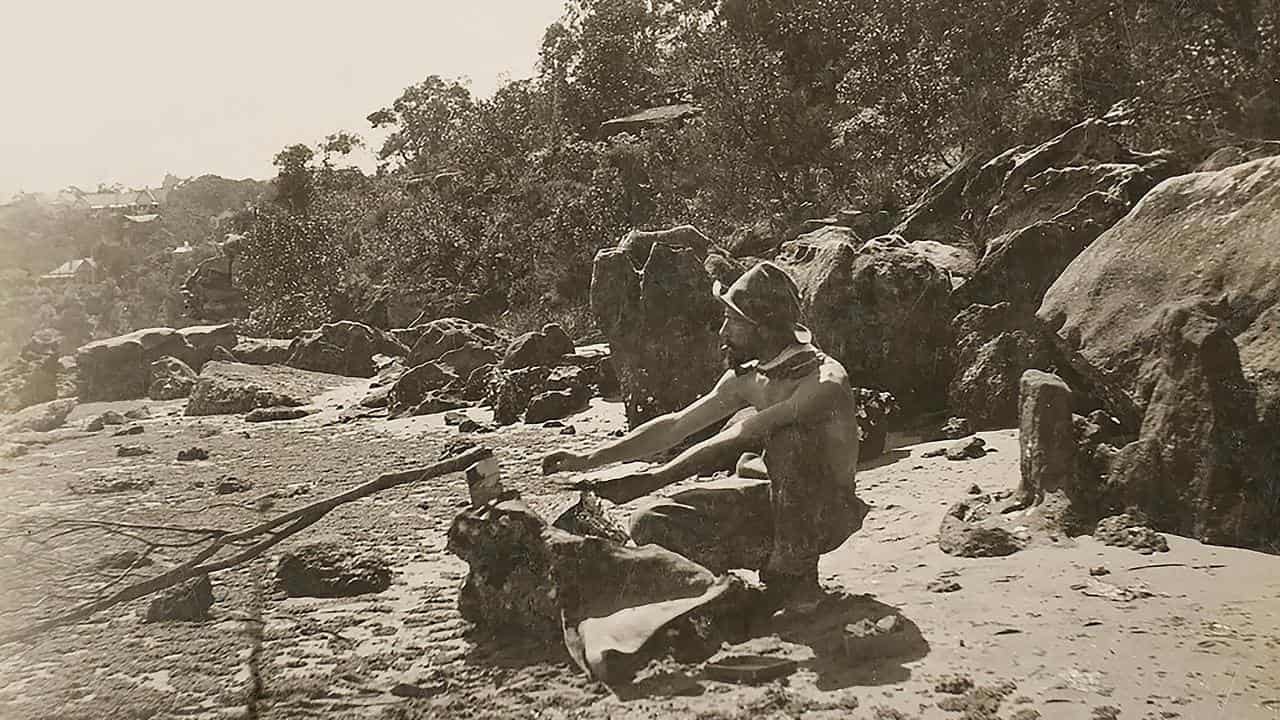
[543, 261, 867, 606]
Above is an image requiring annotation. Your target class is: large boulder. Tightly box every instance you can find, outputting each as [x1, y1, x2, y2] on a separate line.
[500, 324, 574, 370]
[1038, 156, 1280, 548]
[591, 235, 723, 428]
[388, 362, 459, 417]
[778, 226, 952, 413]
[0, 334, 61, 412]
[181, 256, 247, 322]
[276, 543, 392, 598]
[230, 337, 292, 365]
[75, 328, 196, 402]
[285, 321, 407, 378]
[177, 324, 237, 370]
[405, 317, 507, 368]
[185, 361, 339, 416]
[0, 398, 77, 435]
[147, 356, 198, 401]
[947, 303, 1054, 428]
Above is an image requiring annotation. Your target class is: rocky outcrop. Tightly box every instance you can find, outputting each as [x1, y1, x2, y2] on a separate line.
[405, 318, 508, 368]
[181, 256, 247, 322]
[177, 324, 237, 369]
[1038, 156, 1280, 548]
[448, 498, 750, 680]
[148, 356, 198, 401]
[778, 226, 952, 413]
[275, 543, 392, 598]
[185, 361, 336, 416]
[947, 303, 1054, 428]
[0, 334, 61, 412]
[75, 328, 196, 402]
[285, 321, 407, 378]
[388, 362, 459, 417]
[591, 233, 723, 428]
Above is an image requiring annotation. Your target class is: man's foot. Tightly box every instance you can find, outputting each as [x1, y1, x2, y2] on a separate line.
[759, 567, 823, 618]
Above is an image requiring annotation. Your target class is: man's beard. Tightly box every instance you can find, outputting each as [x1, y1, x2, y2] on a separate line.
[720, 339, 757, 368]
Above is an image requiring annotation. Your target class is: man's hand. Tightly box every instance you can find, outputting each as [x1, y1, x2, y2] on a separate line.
[542, 450, 592, 476]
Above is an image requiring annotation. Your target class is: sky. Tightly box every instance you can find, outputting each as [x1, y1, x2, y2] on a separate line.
[0, 0, 568, 199]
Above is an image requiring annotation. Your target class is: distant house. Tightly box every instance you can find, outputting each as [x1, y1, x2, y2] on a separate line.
[40, 257, 98, 285]
[75, 188, 165, 215]
[599, 103, 703, 137]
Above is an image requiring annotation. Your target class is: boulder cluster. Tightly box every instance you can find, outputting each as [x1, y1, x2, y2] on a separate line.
[585, 115, 1278, 552]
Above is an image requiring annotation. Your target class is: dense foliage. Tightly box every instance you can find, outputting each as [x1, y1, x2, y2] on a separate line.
[5, 0, 1277, 350]
[236, 0, 1277, 339]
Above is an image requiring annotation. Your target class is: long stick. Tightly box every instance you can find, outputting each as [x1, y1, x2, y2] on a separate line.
[1, 447, 491, 645]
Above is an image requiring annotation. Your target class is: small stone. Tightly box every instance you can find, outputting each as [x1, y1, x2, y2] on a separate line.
[96, 550, 154, 570]
[215, 476, 251, 494]
[113, 424, 145, 437]
[443, 411, 468, 426]
[927, 578, 961, 593]
[559, 425, 577, 435]
[177, 447, 210, 462]
[1010, 709, 1042, 720]
[1089, 565, 1110, 576]
[844, 614, 912, 661]
[116, 444, 153, 458]
[84, 417, 105, 432]
[934, 674, 974, 694]
[276, 543, 392, 598]
[124, 407, 151, 420]
[245, 406, 312, 423]
[945, 437, 986, 461]
[145, 575, 213, 622]
[457, 419, 494, 434]
[609, 429, 626, 438]
[542, 420, 565, 428]
[967, 484, 983, 495]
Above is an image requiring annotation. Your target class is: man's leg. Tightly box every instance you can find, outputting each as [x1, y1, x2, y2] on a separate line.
[628, 475, 772, 574]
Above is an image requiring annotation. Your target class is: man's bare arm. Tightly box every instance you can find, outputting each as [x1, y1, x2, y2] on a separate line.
[653, 368, 847, 483]
[582, 370, 747, 468]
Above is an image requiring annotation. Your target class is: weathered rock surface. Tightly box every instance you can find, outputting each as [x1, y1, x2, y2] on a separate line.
[591, 234, 723, 428]
[937, 499, 1024, 557]
[244, 406, 313, 423]
[185, 361, 334, 416]
[501, 324, 574, 370]
[1093, 513, 1170, 554]
[276, 543, 392, 598]
[285, 321, 407, 378]
[230, 337, 292, 365]
[1017, 370, 1077, 507]
[947, 303, 1054, 428]
[1038, 156, 1280, 548]
[145, 575, 214, 622]
[448, 498, 748, 680]
[148, 355, 198, 401]
[778, 226, 952, 412]
[388, 362, 459, 417]
[181, 255, 247, 322]
[405, 318, 508, 368]
[75, 328, 196, 402]
[0, 398, 77, 435]
[177, 324, 237, 369]
[0, 334, 61, 412]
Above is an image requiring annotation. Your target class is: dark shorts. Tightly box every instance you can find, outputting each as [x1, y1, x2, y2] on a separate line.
[628, 463, 867, 576]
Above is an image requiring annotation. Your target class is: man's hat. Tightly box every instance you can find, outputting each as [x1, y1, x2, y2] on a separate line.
[712, 261, 812, 344]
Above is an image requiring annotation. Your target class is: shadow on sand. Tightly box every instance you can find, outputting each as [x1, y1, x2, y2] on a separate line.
[761, 590, 930, 690]
[857, 448, 912, 471]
